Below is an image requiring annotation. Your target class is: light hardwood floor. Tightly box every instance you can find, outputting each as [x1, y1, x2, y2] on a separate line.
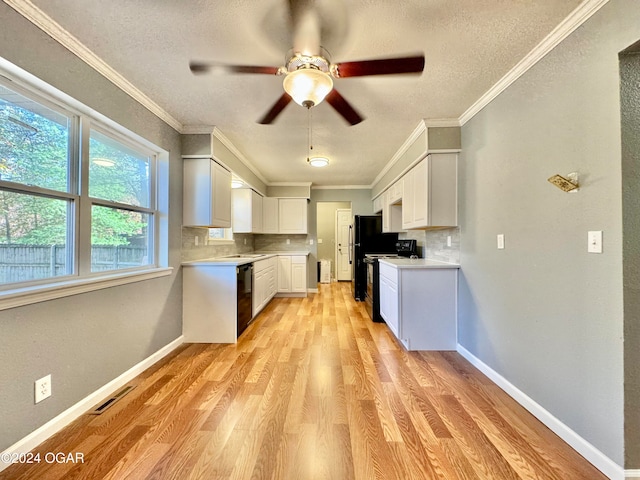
[1, 282, 606, 479]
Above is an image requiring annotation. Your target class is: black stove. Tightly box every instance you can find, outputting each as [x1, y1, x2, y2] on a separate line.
[364, 240, 417, 322]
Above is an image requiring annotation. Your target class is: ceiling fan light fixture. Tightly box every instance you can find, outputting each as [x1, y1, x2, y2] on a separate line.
[283, 68, 333, 107]
[308, 156, 329, 168]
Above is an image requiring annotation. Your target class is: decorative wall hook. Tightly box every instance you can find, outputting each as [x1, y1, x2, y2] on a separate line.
[548, 172, 579, 192]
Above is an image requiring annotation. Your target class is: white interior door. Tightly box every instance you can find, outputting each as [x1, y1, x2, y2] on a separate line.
[335, 209, 352, 281]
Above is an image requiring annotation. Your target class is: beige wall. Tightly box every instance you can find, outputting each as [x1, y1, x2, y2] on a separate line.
[316, 202, 351, 278]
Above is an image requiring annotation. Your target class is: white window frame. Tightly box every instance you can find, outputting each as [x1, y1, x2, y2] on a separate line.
[0, 58, 171, 311]
[208, 227, 234, 245]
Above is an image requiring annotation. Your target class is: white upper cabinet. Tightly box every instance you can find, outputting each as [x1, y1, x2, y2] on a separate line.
[183, 158, 231, 228]
[372, 194, 383, 214]
[232, 188, 263, 233]
[278, 198, 308, 234]
[402, 153, 458, 229]
[262, 197, 279, 233]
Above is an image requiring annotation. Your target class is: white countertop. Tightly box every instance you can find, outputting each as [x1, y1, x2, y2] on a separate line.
[182, 251, 310, 266]
[378, 258, 460, 269]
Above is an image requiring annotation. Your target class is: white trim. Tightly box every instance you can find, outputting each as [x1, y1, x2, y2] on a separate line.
[311, 185, 371, 190]
[182, 125, 215, 135]
[307, 288, 319, 294]
[269, 182, 313, 187]
[458, 0, 610, 126]
[3, 0, 184, 133]
[370, 120, 426, 188]
[212, 128, 270, 185]
[0, 336, 184, 473]
[424, 118, 461, 128]
[0, 268, 173, 311]
[456, 344, 624, 480]
[625, 470, 640, 479]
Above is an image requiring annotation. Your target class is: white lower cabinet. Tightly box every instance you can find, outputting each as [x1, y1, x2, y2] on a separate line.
[379, 265, 399, 337]
[277, 255, 307, 295]
[379, 261, 457, 350]
[253, 257, 277, 317]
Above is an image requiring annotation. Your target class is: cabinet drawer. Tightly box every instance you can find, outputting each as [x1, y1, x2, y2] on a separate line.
[379, 262, 398, 283]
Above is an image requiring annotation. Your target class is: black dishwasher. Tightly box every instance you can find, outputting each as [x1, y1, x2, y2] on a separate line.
[237, 264, 253, 337]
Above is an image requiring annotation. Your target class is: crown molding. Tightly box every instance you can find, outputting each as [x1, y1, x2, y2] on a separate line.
[370, 120, 426, 189]
[311, 185, 371, 190]
[269, 182, 313, 187]
[459, 0, 610, 126]
[424, 118, 461, 128]
[182, 125, 215, 135]
[212, 127, 270, 185]
[5, 0, 185, 132]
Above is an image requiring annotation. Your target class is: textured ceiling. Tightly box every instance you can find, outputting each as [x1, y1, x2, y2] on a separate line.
[28, 0, 583, 186]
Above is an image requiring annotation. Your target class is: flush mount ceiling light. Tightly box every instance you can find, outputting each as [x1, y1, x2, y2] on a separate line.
[92, 158, 115, 167]
[231, 179, 244, 189]
[308, 157, 329, 167]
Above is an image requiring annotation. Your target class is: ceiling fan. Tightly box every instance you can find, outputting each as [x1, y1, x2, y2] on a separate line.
[189, 0, 425, 126]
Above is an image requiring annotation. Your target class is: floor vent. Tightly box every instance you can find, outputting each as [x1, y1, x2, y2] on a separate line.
[88, 385, 136, 415]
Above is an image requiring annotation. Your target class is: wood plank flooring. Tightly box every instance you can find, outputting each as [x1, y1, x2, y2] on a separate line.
[0, 282, 607, 480]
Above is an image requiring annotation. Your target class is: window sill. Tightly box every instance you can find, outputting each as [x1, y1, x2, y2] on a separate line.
[0, 267, 173, 312]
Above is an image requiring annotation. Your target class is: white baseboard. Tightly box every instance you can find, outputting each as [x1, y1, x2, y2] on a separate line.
[0, 336, 184, 473]
[456, 344, 624, 480]
[626, 470, 640, 479]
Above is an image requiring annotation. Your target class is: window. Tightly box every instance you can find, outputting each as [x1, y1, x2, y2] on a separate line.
[88, 128, 155, 272]
[0, 75, 162, 292]
[0, 84, 75, 284]
[208, 228, 233, 242]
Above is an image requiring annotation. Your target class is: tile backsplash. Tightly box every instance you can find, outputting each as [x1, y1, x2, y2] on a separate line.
[181, 228, 254, 262]
[182, 229, 311, 262]
[254, 234, 310, 252]
[400, 227, 460, 264]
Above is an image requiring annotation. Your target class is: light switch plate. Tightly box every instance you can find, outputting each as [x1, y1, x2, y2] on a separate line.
[447, 236, 452, 247]
[588, 231, 603, 253]
[497, 234, 505, 250]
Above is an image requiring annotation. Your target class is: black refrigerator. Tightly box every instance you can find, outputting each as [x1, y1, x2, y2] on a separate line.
[350, 215, 399, 301]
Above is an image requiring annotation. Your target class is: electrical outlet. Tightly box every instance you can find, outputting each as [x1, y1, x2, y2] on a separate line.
[497, 234, 505, 250]
[286, 239, 290, 245]
[35, 374, 51, 403]
[447, 236, 452, 247]
[194, 236, 199, 246]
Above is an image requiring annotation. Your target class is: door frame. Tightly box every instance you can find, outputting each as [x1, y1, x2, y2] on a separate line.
[335, 208, 352, 281]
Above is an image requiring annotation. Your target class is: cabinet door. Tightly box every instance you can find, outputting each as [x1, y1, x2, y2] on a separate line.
[211, 161, 232, 227]
[277, 256, 292, 292]
[262, 197, 279, 233]
[252, 191, 263, 233]
[379, 264, 399, 337]
[252, 269, 264, 317]
[411, 159, 428, 227]
[278, 198, 308, 234]
[233, 189, 263, 233]
[382, 191, 391, 233]
[402, 170, 414, 229]
[183, 158, 231, 228]
[291, 257, 306, 293]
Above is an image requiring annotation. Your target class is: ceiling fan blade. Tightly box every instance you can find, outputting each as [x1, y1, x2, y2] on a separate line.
[190, 61, 280, 75]
[333, 54, 425, 78]
[257, 93, 293, 124]
[325, 89, 364, 126]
